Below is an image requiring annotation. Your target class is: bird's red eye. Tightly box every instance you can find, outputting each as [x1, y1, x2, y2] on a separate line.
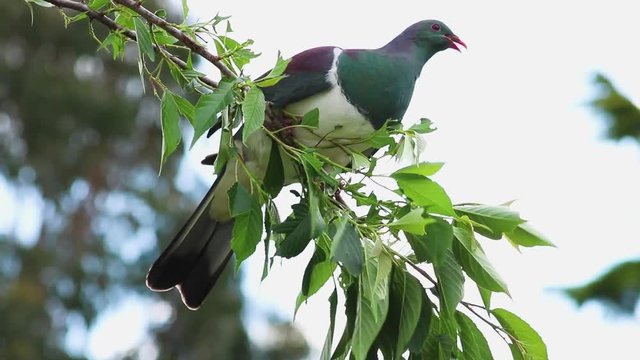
[431, 23, 441, 31]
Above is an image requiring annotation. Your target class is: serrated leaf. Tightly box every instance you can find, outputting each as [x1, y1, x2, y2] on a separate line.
[159, 91, 181, 172]
[388, 208, 434, 235]
[263, 141, 284, 197]
[392, 162, 444, 177]
[453, 223, 510, 294]
[366, 125, 395, 149]
[434, 249, 464, 315]
[191, 79, 236, 147]
[352, 255, 390, 360]
[456, 312, 494, 360]
[242, 86, 266, 143]
[392, 173, 455, 216]
[505, 223, 555, 248]
[329, 215, 364, 276]
[455, 205, 526, 239]
[133, 17, 155, 62]
[301, 108, 320, 128]
[229, 183, 263, 270]
[405, 217, 453, 264]
[492, 308, 548, 360]
[409, 118, 436, 134]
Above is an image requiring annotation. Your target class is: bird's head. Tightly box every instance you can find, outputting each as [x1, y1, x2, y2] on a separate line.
[411, 20, 466, 52]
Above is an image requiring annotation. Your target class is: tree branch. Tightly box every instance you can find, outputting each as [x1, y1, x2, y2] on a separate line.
[111, 0, 235, 79]
[42, 0, 226, 88]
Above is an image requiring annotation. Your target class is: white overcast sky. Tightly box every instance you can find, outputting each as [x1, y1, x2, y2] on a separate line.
[86, 0, 640, 359]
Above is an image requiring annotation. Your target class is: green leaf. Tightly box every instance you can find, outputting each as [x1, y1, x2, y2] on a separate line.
[229, 183, 263, 269]
[260, 199, 283, 280]
[153, 30, 178, 46]
[215, 128, 232, 173]
[228, 182, 254, 216]
[408, 290, 433, 353]
[350, 152, 371, 172]
[405, 217, 453, 264]
[297, 244, 336, 310]
[263, 140, 284, 197]
[173, 95, 194, 124]
[274, 197, 324, 258]
[320, 288, 339, 360]
[505, 223, 555, 248]
[301, 108, 320, 128]
[159, 91, 181, 172]
[409, 118, 436, 134]
[434, 249, 464, 315]
[256, 51, 291, 87]
[456, 312, 494, 360]
[242, 86, 266, 143]
[332, 283, 358, 359]
[388, 208, 434, 235]
[27, 0, 54, 8]
[133, 17, 155, 62]
[478, 285, 492, 313]
[88, 0, 110, 11]
[329, 215, 363, 276]
[392, 162, 444, 177]
[366, 125, 395, 149]
[191, 79, 236, 147]
[453, 223, 510, 294]
[419, 315, 456, 360]
[352, 255, 390, 360]
[392, 174, 455, 216]
[455, 205, 526, 239]
[181, 0, 189, 21]
[492, 308, 548, 360]
[392, 270, 424, 357]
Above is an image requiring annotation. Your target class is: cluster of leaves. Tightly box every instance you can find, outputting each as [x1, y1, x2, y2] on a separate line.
[30, 0, 555, 358]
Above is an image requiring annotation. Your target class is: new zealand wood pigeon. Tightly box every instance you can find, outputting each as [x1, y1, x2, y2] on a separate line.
[146, 20, 465, 309]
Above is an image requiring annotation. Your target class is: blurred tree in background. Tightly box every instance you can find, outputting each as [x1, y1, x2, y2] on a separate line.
[563, 74, 640, 316]
[0, 1, 307, 358]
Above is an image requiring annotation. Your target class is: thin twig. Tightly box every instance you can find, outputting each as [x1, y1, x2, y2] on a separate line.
[43, 0, 220, 88]
[111, 0, 235, 78]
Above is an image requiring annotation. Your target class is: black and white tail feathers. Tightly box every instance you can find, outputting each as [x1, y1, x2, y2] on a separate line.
[146, 178, 233, 310]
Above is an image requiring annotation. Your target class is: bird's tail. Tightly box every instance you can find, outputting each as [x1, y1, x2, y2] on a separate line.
[146, 177, 234, 310]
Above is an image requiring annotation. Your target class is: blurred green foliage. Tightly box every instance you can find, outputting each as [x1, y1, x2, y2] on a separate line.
[0, 1, 307, 358]
[565, 261, 640, 315]
[563, 74, 640, 316]
[591, 73, 640, 142]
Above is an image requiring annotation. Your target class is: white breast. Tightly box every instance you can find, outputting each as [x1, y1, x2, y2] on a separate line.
[285, 49, 375, 166]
